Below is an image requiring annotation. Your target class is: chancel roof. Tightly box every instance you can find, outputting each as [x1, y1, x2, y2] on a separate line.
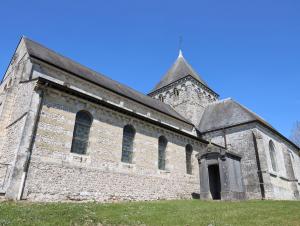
[22, 37, 192, 124]
[198, 98, 274, 133]
[198, 98, 300, 150]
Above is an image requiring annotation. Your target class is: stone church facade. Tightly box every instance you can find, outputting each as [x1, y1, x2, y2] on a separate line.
[0, 37, 299, 202]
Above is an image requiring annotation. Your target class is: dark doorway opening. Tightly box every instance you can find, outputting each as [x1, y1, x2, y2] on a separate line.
[208, 164, 221, 200]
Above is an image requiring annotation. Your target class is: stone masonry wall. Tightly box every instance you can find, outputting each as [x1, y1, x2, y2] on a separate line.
[151, 77, 218, 126]
[22, 88, 204, 202]
[256, 124, 300, 200]
[202, 123, 300, 200]
[31, 62, 195, 135]
[0, 40, 35, 192]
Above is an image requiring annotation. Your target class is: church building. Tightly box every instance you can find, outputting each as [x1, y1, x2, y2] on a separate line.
[0, 37, 299, 201]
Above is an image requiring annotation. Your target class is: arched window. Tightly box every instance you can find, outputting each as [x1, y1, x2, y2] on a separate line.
[158, 136, 167, 170]
[121, 125, 135, 163]
[173, 88, 179, 97]
[290, 152, 294, 160]
[71, 110, 93, 154]
[159, 94, 164, 102]
[174, 88, 179, 96]
[186, 144, 193, 174]
[269, 140, 277, 172]
[0, 102, 3, 119]
[8, 79, 12, 87]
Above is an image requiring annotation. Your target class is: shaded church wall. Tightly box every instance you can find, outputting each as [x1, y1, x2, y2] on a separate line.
[202, 123, 267, 200]
[202, 123, 300, 200]
[22, 88, 204, 202]
[256, 125, 300, 200]
[198, 150, 246, 201]
[290, 151, 300, 194]
[0, 41, 38, 195]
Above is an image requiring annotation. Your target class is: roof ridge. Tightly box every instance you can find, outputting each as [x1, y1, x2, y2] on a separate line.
[206, 97, 232, 106]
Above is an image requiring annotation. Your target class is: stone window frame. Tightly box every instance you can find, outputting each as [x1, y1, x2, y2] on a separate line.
[158, 94, 164, 102]
[158, 135, 168, 170]
[8, 78, 13, 87]
[71, 110, 93, 155]
[185, 144, 193, 175]
[0, 102, 2, 120]
[269, 140, 278, 172]
[289, 150, 300, 179]
[0, 86, 9, 120]
[121, 124, 136, 164]
[173, 88, 180, 97]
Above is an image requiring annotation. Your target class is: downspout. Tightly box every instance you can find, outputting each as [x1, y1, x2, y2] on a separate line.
[252, 132, 265, 200]
[18, 84, 45, 200]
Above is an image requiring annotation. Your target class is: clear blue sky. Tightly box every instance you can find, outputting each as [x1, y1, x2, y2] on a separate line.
[1, 0, 299, 138]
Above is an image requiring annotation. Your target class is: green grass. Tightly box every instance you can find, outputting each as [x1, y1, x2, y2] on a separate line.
[0, 200, 299, 226]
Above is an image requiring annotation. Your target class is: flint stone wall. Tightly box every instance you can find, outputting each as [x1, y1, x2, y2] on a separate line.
[22, 88, 203, 202]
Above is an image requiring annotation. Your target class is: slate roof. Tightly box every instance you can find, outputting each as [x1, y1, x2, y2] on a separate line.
[151, 50, 211, 92]
[198, 98, 300, 150]
[198, 98, 274, 133]
[22, 37, 192, 124]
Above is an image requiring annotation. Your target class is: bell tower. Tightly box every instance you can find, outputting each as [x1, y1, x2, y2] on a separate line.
[148, 50, 218, 126]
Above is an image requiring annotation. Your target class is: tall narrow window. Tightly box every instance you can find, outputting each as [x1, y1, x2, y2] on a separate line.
[269, 140, 277, 172]
[158, 136, 167, 170]
[173, 88, 179, 97]
[8, 78, 12, 87]
[159, 94, 164, 102]
[0, 102, 3, 120]
[71, 110, 93, 154]
[121, 125, 135, 163]
[186, 144, 193, 174]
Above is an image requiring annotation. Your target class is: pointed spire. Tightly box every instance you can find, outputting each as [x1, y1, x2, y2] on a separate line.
[178, 49, 183, 58]
[150, 50, 210, 92]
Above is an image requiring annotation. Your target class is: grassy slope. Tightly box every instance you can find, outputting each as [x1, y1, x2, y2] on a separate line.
[0, 200, 299, 226]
